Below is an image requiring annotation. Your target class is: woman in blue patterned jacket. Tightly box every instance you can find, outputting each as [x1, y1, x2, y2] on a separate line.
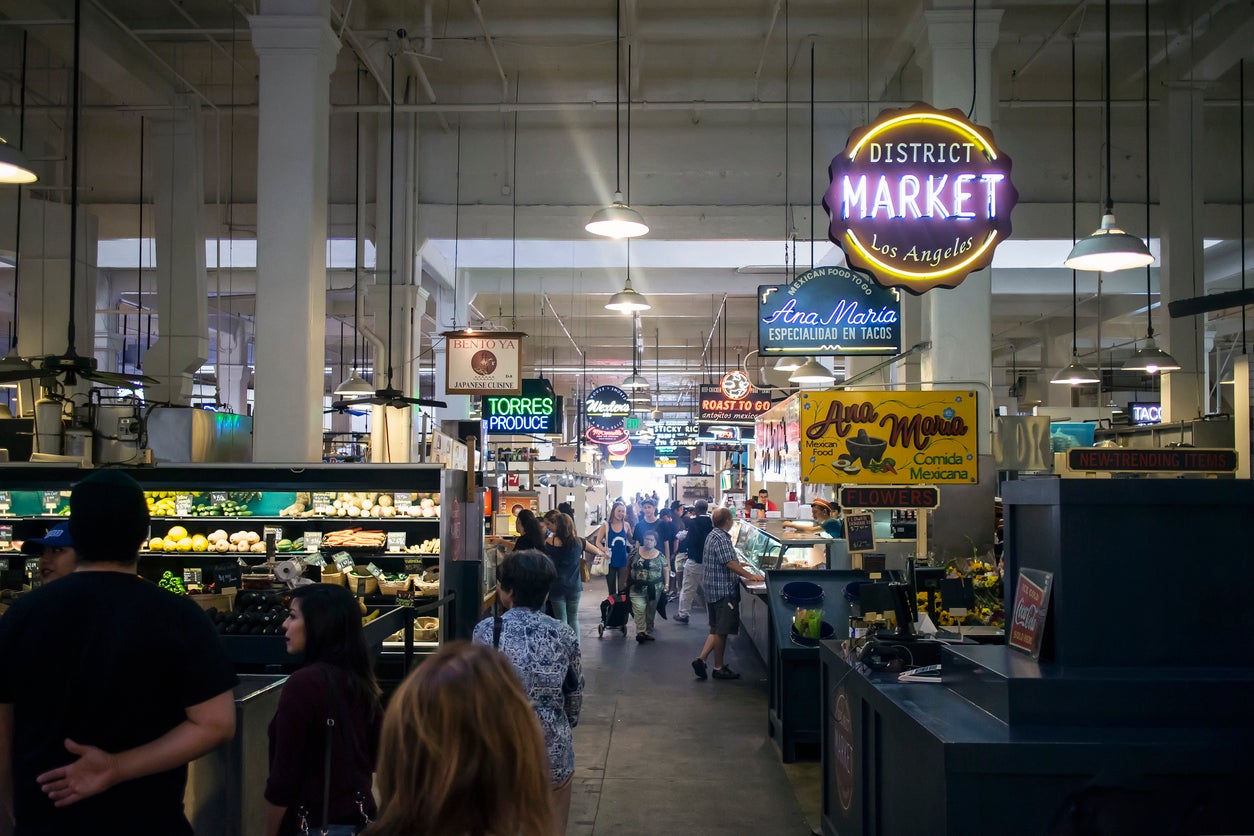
[472, 549, 583, 836]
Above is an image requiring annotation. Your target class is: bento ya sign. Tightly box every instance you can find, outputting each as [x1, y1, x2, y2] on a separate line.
[823, 103, 1018, 295]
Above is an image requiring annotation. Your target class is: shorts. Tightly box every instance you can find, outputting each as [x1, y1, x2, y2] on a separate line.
[707, 594, 741, 636]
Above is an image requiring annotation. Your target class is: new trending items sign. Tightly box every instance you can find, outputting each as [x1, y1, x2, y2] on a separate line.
[759, 266, 901, 356]
[585, 385, 631, 445]
[823, 103, 1018, 295]
[799, 390, 978, 484]
[445, 331, 525, 394]
[482, 379, 562, 435]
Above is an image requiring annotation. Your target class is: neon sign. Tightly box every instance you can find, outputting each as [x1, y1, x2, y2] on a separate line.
[759, 266, 901, 355]
[483, 379, 561, 435]
[585, 385, 631, 445]
[823, 103, 1018, 295]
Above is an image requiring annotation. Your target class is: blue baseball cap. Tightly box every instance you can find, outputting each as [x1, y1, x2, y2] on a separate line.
[22, 523, 75, 555]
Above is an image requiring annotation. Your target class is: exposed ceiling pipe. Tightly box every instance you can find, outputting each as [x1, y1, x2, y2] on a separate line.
[1010, 0, 1088, 85]
[401, 50, 451, 132]
[467, 0, 508, 102]
[160, 0, 247, 73]
[540, 293, 587, 359]
[699, 294, 729, 372]
[325, 2, 391, 105]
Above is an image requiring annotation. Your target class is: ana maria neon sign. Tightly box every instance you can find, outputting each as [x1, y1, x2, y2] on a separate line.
[823, 103, 1018, 295]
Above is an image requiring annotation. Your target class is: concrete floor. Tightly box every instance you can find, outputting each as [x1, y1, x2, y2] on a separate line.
[566, 586, 822, 835]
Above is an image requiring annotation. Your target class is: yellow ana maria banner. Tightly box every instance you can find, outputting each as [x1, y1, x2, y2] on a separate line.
[799, 390, 978, 484]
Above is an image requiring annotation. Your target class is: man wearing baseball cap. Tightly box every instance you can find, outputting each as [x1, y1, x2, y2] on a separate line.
[21, 523, 78, 585]
[783, 497, 844, 538]
[0, 470, 238, 835]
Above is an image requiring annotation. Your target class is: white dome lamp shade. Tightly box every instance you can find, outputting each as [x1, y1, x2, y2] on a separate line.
[0, 139, 37, 185]
[788, 357, 836, 386]
[1121, 337, 1180, 375]
[1064, 214, 1154, 272]
[334, 372, 375, 398]
[605, 277, 651, 313]
[772, 355, 803, 371]
[1050, 359, 1100, 386]
[586, 193, 649, 239]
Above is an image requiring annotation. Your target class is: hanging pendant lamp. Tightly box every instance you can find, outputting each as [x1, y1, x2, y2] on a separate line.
[1053, 37, 1099, 386]
[789, 357, 835, 386]
[622, 313, 649, 388]
[586, 0, 648, 239]
[606, 275, 650, 314]
[1065, 0, 1154, 272]
[772, 355, 802, 372]
[335, 67, 374, 398]
[1121, 0, 1178, 375]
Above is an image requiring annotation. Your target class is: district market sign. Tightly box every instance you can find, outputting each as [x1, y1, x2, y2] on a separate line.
[759, 266, 901, 356]
[823, 103, 1018, 295]
[799, 390, 978, 484]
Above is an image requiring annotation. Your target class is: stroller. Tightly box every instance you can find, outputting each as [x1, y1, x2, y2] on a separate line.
[597, 591, 631, 638]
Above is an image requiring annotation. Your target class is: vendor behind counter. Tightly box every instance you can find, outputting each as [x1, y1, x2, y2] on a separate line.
[782, 497, 843, 538]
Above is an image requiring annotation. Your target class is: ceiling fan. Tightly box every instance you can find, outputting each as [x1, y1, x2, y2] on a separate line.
[330, 37, 445, 414]
[0, 0, 156, 392]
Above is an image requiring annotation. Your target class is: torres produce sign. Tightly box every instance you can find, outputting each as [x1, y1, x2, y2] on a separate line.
[584, 385, 631, 445]
[759, 266, 901, 356]
[823, 103, 1018, 295]
[799, 390, 978, 484]
[482, 379, 562, 435]
[699, 372, 773, 426]
[444, 331, 525, 394]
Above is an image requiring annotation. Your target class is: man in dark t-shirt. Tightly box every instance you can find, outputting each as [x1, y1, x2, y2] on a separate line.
[0, 470, 238, 836]
[674, 500, 714, 624]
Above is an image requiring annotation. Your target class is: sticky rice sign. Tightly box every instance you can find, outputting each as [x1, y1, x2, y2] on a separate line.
[823, 103, 1018, 295]
[799, 390, 978, 484]
[445, 332, 524, 394]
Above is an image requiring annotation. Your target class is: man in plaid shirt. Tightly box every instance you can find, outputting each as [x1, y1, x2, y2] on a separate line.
[692, 507, 765, 681]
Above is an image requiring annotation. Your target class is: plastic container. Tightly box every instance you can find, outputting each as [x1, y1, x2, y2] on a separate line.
[1051, 422, 1095, 448]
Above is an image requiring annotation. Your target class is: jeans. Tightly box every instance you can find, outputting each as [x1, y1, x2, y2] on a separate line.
[549, 589, 581, 636]
[629, 588, 658, 634]
[606, 566, 628, 596]
[678, 560, 705, 619]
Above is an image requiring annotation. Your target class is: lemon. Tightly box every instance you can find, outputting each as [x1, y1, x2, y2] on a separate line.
[148, 537, 165, 551]
[167, 525, 189, 540]
[191, 535, 208, 552]
[163, 538, 178, 551]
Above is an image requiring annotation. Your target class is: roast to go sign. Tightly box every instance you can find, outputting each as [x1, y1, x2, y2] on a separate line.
[699, 383, 773, 426]
[758, 266, 901, 356]
[444, 331, 525, 394]
[823, 103, 1018, 295]
[799, 390, 978, 484]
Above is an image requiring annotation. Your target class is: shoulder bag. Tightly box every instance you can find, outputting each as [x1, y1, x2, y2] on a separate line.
[296, 667, 373, 836]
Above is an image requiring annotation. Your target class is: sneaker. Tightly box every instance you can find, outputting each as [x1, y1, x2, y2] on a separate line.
[712, 666, 741, 680]
[636, 633, 647, 643]
[673, 614, 690, 625]
[642, 632, 656, 641]
[692, 658, 708, 680]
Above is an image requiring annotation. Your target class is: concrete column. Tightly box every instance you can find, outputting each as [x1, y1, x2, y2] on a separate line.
[214, 314, 252, 414]
[912, 4, 1003, 453]
[1159, 87, 1205, 422]
[145, 98, 209, 405]
[249, 1, 339, 461]
[910, 3, 1002, 559]
[14, 196, 96, 412]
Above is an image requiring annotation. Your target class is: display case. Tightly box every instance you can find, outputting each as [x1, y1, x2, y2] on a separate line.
[734, 519, 847, 571]
[0, 464, 481, 673]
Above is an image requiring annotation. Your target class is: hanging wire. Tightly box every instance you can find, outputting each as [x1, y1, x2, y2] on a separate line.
[783, 0, 790, 281]
[511, 109, 518, 330]
[1143, 0, 1154, 341]
[614, 0, 622, 195]
[809, 38, 815, 270]
[386, 43, 398, 388]
[1071, 35, 1079, 356]
[626, 42, 633, 206]
[352, 67, 362, 374]
[967, 0, 978, 120]
[452, 123, 462, 328]
[66, 0, 83, 352]
[137, 115, 145, 370]
[1241, 58, 1247, 355]
[11, 31, 26, 358]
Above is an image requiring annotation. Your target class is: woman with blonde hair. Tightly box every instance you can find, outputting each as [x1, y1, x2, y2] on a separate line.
[367, 642, 554, 836]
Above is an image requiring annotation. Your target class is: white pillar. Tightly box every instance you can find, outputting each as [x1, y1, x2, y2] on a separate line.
[1159, 87, 1205, 422]
[249, 1, 339, 461]
[912, 4, 1003, 456]
[146, 98, 209, 405]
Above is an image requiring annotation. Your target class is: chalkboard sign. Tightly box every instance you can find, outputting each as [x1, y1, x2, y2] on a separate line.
[844, 512, 875, 553]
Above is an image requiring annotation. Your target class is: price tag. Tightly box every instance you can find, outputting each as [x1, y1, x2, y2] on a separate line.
[396, 589, 415, 608]
[303, 554, 327, 568]
[403, 558, 425, 574]
[394, 492, 413, 511]
[175, 494, 193, 516]
[0, 491, 10, 512]
[263, 526, 283, 543]
[365, 562, 387, 581]
[42, 491, 60, 514]
[303, 531, 323, 551]
[333, 552, 355, 573]
[26, 558, 40, 585]
[209, 491, 228, 505]
[0, 525, 12, 547]
[182, 567, 203, 586]
[313, 492, 333, 514]
[387, 531, 407, 552]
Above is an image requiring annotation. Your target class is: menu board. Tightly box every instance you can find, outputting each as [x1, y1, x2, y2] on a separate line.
[1009, 569, 1053, 660]
[844, 512, 875, 553]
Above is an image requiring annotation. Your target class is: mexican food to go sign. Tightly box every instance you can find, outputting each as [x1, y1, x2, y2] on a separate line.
[799, 390, 978, 484]
[823, 103, 1018, 295]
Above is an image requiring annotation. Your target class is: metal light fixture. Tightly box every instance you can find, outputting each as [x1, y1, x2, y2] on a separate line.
[1053, 37, 1100, 388]
[789, 357, 835, 386]
[605, 275, 650, 313]
[649, 406, 663, 421]
[622, 313, 649, 389]
[334, 66, 373, 399]
[1121, 0, 1178, 376]
[585, 1, 648, 239]
[0, 139, 36, 185]
[1064, 0, 1154, 273]
[772, 355, 802, 372]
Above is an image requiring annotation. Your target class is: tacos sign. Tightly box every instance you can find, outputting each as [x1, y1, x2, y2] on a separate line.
[799, 390, 978, 484]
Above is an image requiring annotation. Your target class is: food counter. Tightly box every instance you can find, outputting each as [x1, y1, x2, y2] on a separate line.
[734, 519, 847, 571]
